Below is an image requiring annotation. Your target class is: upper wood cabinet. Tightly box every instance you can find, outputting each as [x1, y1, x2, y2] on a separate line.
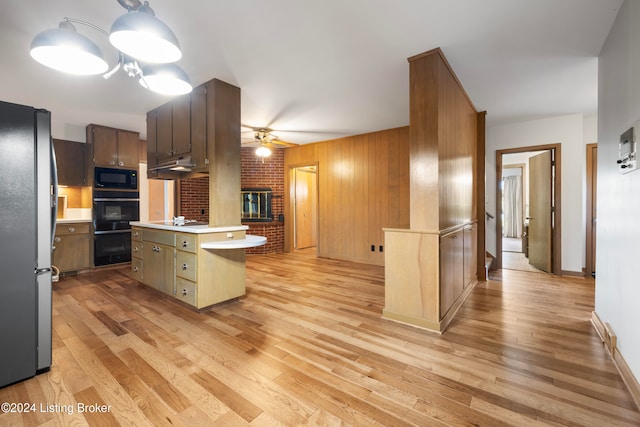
[87, 124, 140, 169]
[53, 139, 86, 186]
[147, 79, 232, 179]
[147, 91, 199, 171]
[153, 94, 191, 162]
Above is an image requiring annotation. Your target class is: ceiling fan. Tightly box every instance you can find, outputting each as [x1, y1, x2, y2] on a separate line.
[241, 127, 298, 160]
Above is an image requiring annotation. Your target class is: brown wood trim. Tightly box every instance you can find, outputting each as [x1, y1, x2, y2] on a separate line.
[495, 144, 562, 275]
[554, 146, 562, 276]
[407, 47, 478, 113]
[561, 270, 587, 277]
[476, 111, 487, 281]
[592, 312, 640, 411]
[586, 143, 597, 277]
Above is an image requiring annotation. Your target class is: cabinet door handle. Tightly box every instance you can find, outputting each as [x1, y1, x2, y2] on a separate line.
[133, 247, 139, 252]
[118, 161, 124, 166]
[110, 160, 116, 165]
[133, 267, 139, 272]
[182, 263, 188, 270]
[54, 236, 62, 243]
[68, 227, 75, 233]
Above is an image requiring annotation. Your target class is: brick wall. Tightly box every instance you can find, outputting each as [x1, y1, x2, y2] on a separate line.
[179, 176, 209, 222]
[178, 147, 285, 253]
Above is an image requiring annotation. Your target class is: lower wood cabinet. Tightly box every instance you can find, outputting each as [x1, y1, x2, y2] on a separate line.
[439, 229, 464, 317]
[53, 222, 91, 273]
[439, 224, 477, 318]
[141, 230, 176, 296]
[463, 224, 478, 290]
[142, 241, 175, 296]
[131, 226, 246, 309]
[383, 221, 478, 333]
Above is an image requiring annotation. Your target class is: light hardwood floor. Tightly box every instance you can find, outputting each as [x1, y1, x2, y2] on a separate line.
[1, 250, 638, 426]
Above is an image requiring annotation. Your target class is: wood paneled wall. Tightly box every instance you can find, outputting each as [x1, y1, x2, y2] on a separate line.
[409, 48, 478, 231]
[284, 127, 409, 266]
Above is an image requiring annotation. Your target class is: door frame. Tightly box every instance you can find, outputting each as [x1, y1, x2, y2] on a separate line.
[285, 162, 319, 254]
[293, 165, 318, 249]
[585, 143, 597, 277]
[495, 143, 562, 275]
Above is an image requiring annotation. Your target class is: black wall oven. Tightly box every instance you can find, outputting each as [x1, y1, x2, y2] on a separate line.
[93, 190, 139, 266]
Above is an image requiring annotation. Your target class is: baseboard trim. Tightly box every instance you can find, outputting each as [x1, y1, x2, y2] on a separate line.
[561, 270, 586, 277]
[591, 311, 640, 411]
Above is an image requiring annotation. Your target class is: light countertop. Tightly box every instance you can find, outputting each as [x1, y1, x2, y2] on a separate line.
[130, 221, 249, 234]
[57, 218, 91, 224]
[201, 235, 267, 249]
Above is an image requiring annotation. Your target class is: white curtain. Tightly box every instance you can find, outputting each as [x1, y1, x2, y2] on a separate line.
[503, 175, 523, 238]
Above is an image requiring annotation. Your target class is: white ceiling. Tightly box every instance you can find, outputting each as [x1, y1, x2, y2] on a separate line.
[0, 0, 623, 144]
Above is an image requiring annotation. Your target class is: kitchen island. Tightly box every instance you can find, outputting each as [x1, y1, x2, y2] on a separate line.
[130, 221, 265, 309]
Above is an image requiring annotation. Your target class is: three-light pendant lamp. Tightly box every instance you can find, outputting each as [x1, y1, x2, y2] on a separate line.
[30, 0, 192, 96]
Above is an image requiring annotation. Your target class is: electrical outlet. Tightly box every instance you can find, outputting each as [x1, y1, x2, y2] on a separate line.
[371, 245, 375, 252]
[379, 245, 384, 252]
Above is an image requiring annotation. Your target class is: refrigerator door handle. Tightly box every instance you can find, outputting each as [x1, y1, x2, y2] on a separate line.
[50, 139, 58, 247]
[35, 267, 52, 275]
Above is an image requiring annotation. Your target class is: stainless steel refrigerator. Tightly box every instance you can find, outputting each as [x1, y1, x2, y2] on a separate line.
[0, 100, 57, 388]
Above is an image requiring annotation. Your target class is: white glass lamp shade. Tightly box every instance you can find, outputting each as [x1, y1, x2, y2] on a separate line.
[109, 11, 181, 63]
[256, 145, 272, 157]
[139, 64, 192, 95]
[30, 22, 108, 75]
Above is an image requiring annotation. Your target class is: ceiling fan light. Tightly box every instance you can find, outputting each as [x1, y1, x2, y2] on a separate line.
[139, 64, 192, 95]
[30, 22, 108, 75]
[256, 145, 272, 157]
[109, 10, 181, 63]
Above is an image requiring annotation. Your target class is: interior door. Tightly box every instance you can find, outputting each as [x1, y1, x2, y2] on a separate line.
[528, 151, 552, 272]
[294, 167, 317, 249]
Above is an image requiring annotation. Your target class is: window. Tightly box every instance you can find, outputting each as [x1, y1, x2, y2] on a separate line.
[241, 188, 272, 221]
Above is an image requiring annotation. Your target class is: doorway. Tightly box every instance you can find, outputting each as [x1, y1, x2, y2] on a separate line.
[291, 165, 318, 250]
[496, 144, 562, 275]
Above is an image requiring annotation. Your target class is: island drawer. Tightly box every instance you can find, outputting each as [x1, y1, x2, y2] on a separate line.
[176, 233, 197, 253]
[176, 251, 197, 282]
[131, 241, 142, 258]
[132, 228, 142, 241]
[175, 277, 196, 306]
[143, 230, 176, 247]
[131, 258, 142, 282]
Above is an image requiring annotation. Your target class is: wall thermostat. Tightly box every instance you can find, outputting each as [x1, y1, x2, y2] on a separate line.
[618, 126, 637, 174]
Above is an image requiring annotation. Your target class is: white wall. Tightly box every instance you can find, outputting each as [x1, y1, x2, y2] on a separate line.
[596, 0, 640, 379]
[486, 114, 587, 273]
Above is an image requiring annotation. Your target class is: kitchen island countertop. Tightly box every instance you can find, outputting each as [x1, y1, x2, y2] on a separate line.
[130, 221, 248, 234]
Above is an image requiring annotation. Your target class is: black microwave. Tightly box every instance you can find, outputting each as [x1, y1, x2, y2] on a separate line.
[94, 167, 138, 190]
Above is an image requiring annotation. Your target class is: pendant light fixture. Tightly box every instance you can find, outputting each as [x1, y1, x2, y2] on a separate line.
[30, 0, 191, 95]
[139, 64, 192, 96]
[109, 1, 182, 64]
[30, 19, 109, 75]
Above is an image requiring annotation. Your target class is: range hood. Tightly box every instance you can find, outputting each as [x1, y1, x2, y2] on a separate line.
[149, 155, 195, 172]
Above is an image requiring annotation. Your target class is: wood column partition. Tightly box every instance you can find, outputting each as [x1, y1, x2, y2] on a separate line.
[383, 48, 481, 333]
[207, 79, 242, 226]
